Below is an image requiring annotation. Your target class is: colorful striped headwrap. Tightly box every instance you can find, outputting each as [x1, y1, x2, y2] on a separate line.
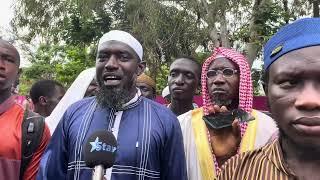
[201, 47, 253, 138]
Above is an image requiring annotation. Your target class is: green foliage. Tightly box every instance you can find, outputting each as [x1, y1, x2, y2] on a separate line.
[22, 44, 95, 90]
[253, 2, 287, 45]
[12, 0, 316, 96]
[12, 0, 112, 44]
[13, 0, 111, 92]
[195, 52, 211, 64]
[63, 12, 112, 46]
[232, 2, 289, 49]
[119, 0, 209, 94]
[19, 73, 35, 95]
[155, 64, 170, 94]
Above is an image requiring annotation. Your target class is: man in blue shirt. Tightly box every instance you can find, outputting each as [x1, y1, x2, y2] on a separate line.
[37, 30, 187, 180]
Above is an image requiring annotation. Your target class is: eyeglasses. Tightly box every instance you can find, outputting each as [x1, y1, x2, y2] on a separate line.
[206, 68, 238, 79]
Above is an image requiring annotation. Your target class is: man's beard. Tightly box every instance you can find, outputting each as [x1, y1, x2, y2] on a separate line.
[211, 94, 233, 107]
[96, 86, 131, 109]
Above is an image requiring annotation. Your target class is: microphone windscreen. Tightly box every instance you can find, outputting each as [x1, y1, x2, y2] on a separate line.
[83, 130, 117, 168]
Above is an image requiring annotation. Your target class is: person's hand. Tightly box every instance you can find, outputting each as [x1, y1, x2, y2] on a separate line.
[207, 104, 230, 115]
[207, 105, 241, 161]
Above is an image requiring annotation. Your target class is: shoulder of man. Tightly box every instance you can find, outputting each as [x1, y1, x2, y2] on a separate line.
[177, 109, 195, 125]
[252, 109, 278, 144]
[22, 110, 46, 150]
[178, 108, 202, 119]
[143, 97, 177, 118]
[218, 142, 274, 180]
[252, 109, 273, 121]
[63, 96, 96, 117]
[20, 109, 50, 179]
[68, 96, 96, 110]
[141, 98, 182, 132]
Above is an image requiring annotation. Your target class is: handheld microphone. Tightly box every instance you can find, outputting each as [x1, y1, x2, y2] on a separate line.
[83, 131, 117, 180]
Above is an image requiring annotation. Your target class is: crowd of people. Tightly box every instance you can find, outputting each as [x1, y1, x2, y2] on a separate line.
[0, 17, 319, 180]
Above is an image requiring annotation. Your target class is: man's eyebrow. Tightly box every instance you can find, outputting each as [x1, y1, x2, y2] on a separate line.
[169, 68, 179, 72]
[209, 65, 234, 69]
[97, 50, 108, 54]
[98, 49, 131, 54]
[119, 50, 130, 54]
[275, 69, 304, 77]
[171, 68, 195, 74]
[0, 52, 14, 58]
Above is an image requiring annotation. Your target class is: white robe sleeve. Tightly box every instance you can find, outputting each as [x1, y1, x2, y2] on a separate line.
[254, 110, 278, 148]
[178, 111, 203, 180]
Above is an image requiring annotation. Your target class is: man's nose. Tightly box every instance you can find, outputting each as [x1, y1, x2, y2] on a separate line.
[0, 59, 6, 70]
[104, 55, 119, 70]
[175, 74, 184, 85]
[295, 83, 320, 111]
[212, 73, 226, 85]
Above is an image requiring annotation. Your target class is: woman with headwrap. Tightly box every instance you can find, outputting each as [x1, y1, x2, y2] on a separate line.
[178, 47, 277, 180]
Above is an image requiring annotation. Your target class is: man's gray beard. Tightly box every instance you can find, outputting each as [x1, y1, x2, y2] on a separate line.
[96, 86, 131, 109]
[211, 94, 232, 107]
[213, 99, 232, 107]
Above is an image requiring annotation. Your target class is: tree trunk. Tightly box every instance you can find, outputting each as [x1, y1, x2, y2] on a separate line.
[282, 0, 290, 23]
[200, 0, 220, 47]
[313, 0, 320, 17]
[155, 39, 165, 63]
[244, 0, 266, 67]
[219, 9, 230, 48]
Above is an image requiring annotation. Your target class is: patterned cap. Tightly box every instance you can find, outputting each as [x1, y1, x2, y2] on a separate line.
[264, 18, 320, 70]
[137, 73, 156, 90]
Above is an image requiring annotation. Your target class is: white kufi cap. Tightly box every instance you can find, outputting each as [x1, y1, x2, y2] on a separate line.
[98, 30, 143, 61]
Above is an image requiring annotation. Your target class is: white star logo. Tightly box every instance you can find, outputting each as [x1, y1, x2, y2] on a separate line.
[90, 137, 100, 152]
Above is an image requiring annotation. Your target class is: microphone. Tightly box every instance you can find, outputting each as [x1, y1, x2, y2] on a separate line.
[83, 131, 117, 180]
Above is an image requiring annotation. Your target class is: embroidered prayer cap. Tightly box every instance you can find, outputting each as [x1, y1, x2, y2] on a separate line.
[264, 18, 320, 70]
[137, 73, 156, 90]
[201, 47, 253, 137]
[98, 30, 143, 61]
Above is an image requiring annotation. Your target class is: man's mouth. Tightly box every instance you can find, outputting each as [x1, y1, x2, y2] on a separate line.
[210, 88, 232, 106]
[212, 88, 227, 94]
[0, 73, 6, 80]
[103, 75, 122, 86]
[172, 87, 185, 93]
[293, 117, 320, 136]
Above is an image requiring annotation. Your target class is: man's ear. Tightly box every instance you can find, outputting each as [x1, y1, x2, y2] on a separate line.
[137, 61, 146, 76]
[39, 96, 47, 105]
[263, 82, 272, 114]
[262, 70, 269, 95]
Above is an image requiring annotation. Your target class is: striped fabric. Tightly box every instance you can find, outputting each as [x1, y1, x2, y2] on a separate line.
[218, 139, 296, 180]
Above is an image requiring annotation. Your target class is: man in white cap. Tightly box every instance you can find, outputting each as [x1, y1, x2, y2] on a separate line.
[37, 30, 187, 180]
